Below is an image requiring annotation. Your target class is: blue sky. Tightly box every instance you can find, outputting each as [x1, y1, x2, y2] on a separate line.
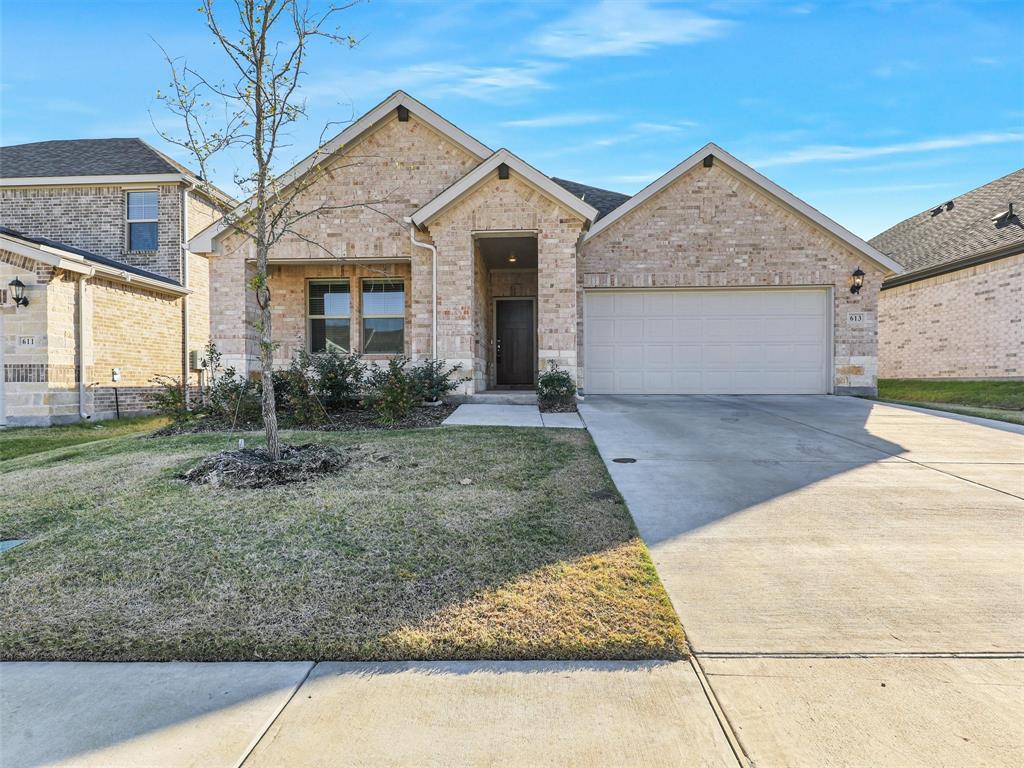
[1, 0, 1022, 237]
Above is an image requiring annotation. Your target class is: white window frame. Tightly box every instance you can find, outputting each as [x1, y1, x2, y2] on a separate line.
[361, 278, 406, 355]
[307, 279, 351, 353]
[126, 190, 159, 253]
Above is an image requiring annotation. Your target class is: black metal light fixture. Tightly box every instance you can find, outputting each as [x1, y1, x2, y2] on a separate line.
[8, 277, 29, 307]
[849, 267, 865, 295]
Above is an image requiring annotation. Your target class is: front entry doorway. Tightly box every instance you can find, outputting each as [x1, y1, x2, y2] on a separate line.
[494, 298, 535, 386]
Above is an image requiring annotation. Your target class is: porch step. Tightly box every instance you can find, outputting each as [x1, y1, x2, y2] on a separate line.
[462, 391, 538, 406]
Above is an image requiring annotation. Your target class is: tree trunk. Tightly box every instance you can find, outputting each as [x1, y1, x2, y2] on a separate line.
[260, 300, 281, 461]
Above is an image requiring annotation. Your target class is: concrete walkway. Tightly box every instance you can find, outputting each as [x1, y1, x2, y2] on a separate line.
[0, 660, 739, 768]
[580, 395, 1024, 767]
[443, 403, 585, 428]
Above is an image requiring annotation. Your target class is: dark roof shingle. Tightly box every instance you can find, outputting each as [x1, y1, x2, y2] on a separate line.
[0, 226, 181, 287]
[551, 177, 631, 221]
[0, 138, 191, 179]
[869, 168, 1024, 275]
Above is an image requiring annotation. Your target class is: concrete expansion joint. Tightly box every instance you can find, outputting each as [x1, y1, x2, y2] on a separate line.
[687, 646, 752, 768]
[236, 661, 316, 768]
[695, 651, 1024, 659]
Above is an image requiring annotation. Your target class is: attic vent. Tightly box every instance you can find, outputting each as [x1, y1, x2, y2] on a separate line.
[396, 105, 410, 122]
[992, 201, 1017, 225]
[703, 155, 714, 168]
[497, 163, 510, 180]
[930, 201, 953, 217]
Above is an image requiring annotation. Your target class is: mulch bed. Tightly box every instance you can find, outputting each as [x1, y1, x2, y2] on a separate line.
[539, 400, 578, 414]
[151, 403, 457, 437]
[179, 442, 392, 488]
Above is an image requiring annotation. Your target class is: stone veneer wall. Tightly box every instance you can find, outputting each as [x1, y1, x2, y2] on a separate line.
[579, 162, 887, 395]
[210, 113, 480, 374]
[425, 173, 585, 391]
[878, 252, 1023, 379]
[1, 184, 184, 282]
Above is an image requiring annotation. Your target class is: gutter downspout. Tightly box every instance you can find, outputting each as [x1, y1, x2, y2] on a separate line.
[181, 186, 191, 404]
[406, 219, 437, 358]
[77, 275, 90, 420]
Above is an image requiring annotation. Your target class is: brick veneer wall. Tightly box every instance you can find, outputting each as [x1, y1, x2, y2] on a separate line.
[426, 173, 586, 391]
[579, 162, 887, 394]
[1, 184, 184, 282]
[266, 262, 412, 365]
[210, 113, 481, 373]
[878, 252, 1023, 379]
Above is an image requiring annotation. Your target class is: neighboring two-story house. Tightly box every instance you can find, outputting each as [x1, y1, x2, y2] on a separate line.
[0, 138, 232, 425]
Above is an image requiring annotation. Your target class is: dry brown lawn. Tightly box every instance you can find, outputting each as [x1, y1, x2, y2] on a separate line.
[0, 426, 685, 661]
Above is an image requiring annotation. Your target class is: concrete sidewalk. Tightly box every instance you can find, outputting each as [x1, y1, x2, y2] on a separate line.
[0, 660, 739, 768]
[443, 403, 585, 428]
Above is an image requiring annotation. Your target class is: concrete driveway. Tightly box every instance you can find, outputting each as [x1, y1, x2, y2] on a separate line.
[580, 395, 1024, 767]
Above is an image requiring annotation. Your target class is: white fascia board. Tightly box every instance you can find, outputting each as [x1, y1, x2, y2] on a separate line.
[89, 263, 190, 296]
[1, 173, 186, 187]
[190, 90, 494, 253]
[584, 142, 904, 275]
[0, 233, 93, 275]
[411, 149, 598, 227]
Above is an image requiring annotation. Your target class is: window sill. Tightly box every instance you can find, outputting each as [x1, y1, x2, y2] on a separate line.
[361, 353, 406, 360]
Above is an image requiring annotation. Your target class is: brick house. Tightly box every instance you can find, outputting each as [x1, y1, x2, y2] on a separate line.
[872, 168, 1023, 380]
[191, 91, 901, 399]
[0, 139, 232, 425]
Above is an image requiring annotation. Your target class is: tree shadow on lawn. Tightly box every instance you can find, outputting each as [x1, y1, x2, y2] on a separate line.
[0, 426, 686, 664]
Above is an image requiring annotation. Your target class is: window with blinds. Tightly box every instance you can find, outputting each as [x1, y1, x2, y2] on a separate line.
[362, 279, 405, 354]
[307, 280, 351, 353]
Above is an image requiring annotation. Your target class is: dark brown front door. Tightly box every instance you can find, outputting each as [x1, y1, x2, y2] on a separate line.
[495, 299, 534, 386]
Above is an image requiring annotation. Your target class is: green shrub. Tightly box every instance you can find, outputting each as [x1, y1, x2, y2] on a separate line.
[295, 349, 365, 410]
[411, 358, 466, 402]
[537, 362, 577, 410]
[206, 367, 262, 426]
[148, 375, 191, 422]
[273, 367, 327, 427]
[362, 357, 421, 423]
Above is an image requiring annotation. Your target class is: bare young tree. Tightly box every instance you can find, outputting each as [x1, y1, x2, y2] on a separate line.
[156, 0, 372, 460]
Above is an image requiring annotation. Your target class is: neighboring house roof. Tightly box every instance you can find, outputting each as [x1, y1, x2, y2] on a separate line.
[0, 137, 235, 205]
[411, 149, 599, 227]
[550, 178, 631, 221]
[0, 225, 187, 294]
[870, 167, 1024, 285]
[583, 142, 903, 275]
[190, 90, 493, 252]
[0, 138, 184, 178]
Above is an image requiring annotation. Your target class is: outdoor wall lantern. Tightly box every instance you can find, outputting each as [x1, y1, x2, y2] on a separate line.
[849, 267, 865, 295]
[8, 277, 29, 307]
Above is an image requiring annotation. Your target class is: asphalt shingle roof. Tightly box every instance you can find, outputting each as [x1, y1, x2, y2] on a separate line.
[869, 168, 1024, 275]
[551, 177, 631, 221]
[0, 138, 192, 179]
[0, 226, 181, 287]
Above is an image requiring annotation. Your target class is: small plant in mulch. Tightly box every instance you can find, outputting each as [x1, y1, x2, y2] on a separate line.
[179, 443, 389, 489]
[537, 362, 578, 413]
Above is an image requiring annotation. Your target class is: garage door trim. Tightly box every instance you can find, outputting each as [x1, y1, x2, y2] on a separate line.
[582, 285, 834, 395]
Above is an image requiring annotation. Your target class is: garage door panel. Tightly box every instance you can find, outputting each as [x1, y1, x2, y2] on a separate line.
[586, 289, 829, 395]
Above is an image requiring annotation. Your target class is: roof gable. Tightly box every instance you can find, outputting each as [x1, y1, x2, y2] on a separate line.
[869, 167, 1024, 274]
[584, 142, 903, 275]
[190, 90, 492, 252]
[411, 149, 598, 227]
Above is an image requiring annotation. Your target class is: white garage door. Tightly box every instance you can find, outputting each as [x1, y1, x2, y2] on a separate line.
[584, 288, 829, 395]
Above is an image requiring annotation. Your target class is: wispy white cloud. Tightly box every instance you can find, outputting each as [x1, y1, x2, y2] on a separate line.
[872, 60, 921, 79]
[808, 182, 951, 196]
[302, 61, 560, 105]
[751, 131, 1024, 168]
[501, 112, 609, 128]
[533, 1, 730, 58]
[786, 3, 816, 14]
[45, 98, 97, 115]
